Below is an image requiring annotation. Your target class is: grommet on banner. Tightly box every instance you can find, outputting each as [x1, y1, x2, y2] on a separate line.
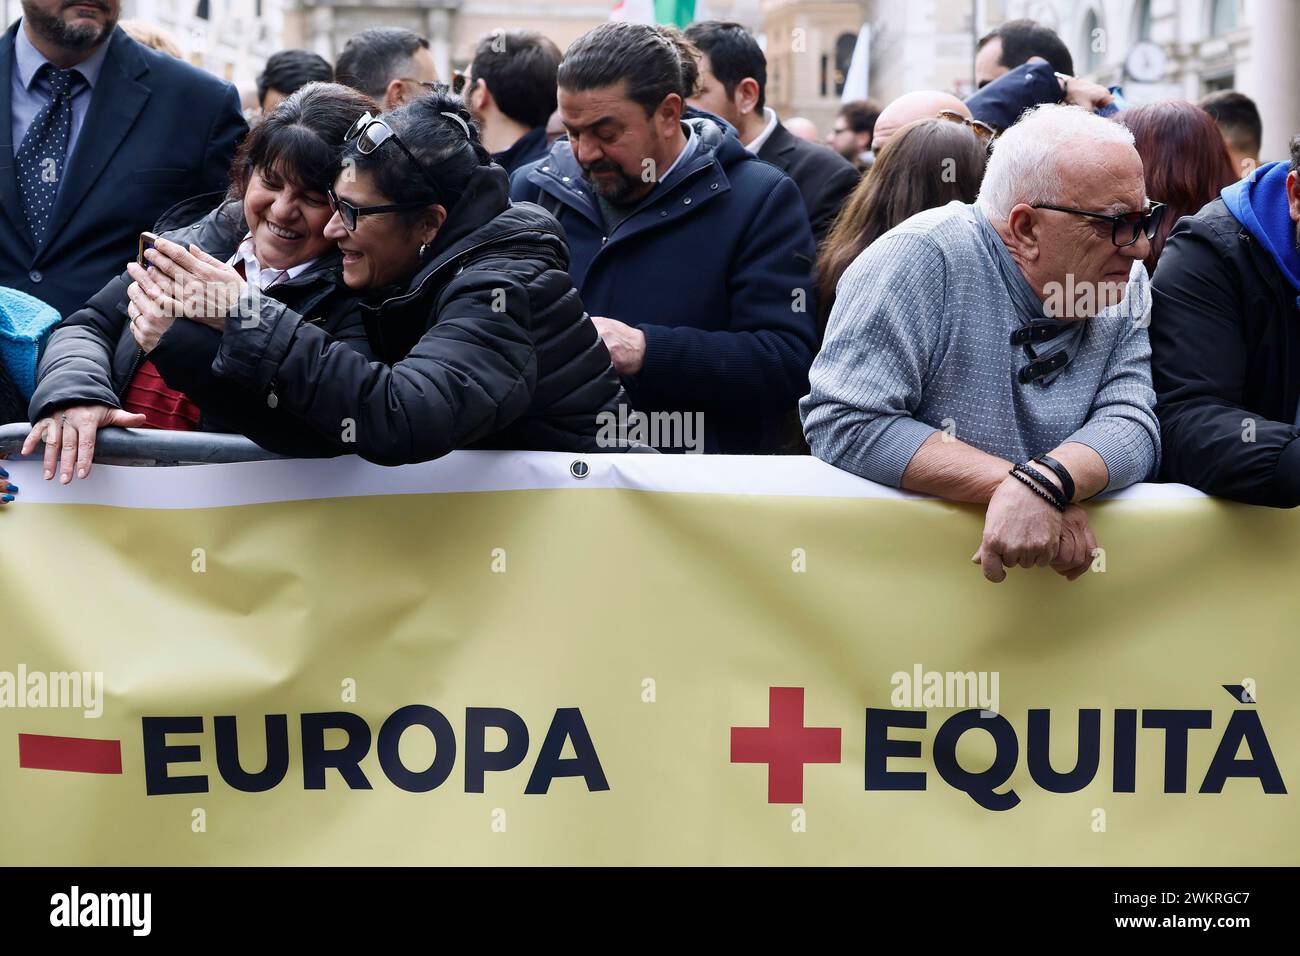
[569, 460, 589, 480]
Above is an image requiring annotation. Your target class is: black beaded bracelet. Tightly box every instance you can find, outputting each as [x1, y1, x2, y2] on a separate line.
[1008, 468, 1066, 512]
[1034, 454, 1076, 503]
[1015, 461, 1068, 509]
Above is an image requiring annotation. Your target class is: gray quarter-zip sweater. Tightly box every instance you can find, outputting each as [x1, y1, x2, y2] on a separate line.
[800, 201, 1160, 491]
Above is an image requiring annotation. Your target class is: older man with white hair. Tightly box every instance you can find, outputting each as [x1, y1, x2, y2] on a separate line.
[801, 105, 1163, 584]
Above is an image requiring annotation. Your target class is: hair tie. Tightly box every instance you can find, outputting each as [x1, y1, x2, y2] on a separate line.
[441, 111, 470, 138]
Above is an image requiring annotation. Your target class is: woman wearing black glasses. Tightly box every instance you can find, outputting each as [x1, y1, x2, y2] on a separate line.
[130, 91, 624, 464]
[24, 82, 377, 484]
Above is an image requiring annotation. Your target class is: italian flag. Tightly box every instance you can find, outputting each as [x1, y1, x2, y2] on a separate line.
[611, 0, 705, 28]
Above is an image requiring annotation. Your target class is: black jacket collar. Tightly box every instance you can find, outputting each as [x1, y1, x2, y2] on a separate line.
[492, 125, 548, 175]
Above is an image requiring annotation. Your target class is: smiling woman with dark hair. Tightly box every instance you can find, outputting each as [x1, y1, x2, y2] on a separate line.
[25, 81, 375, 483]
[129, 90, 626, 464]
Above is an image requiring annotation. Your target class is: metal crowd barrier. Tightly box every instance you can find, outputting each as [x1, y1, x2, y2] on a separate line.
[0, 422, 660, 465]
[0, 422, 285, 465]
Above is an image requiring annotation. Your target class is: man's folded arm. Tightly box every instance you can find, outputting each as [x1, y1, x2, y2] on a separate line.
[801, 233, 947, 486]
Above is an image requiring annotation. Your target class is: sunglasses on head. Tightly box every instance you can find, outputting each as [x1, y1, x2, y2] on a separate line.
[344, 111, 444, 204]
[937, 109, 997, 144]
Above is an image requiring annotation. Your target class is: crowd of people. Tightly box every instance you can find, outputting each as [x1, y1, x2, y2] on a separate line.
[1, 2, 1297, 583]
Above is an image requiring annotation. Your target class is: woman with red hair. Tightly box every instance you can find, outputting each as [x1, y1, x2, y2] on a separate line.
[1117, 100, 1239, 274]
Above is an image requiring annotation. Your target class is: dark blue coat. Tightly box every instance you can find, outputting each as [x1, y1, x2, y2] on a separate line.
[966, 60, 1063, 131]
[509, 115, 816, 453]
[0, 24, 246, 318]
[493, 124, 550, 176]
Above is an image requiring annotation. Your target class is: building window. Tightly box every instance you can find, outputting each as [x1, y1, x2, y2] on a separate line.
[820, 54, 828, 98]
[1133, 0, 1152, 42]
[1081, 9, 1103, 73]
[195, 0, 209, 20]
[1203, 72, 1235, 93]
[1210, 0, 1237, 36]
[834, 32, 856, 97]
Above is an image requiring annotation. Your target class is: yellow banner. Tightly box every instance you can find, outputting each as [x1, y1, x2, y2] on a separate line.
[1, 454, 1295, 865]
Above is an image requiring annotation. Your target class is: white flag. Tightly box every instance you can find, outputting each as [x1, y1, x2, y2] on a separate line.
[841, 25, 871, 103]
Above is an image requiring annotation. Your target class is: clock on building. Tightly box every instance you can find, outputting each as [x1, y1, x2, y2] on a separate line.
[1125, 41, 1168, 83]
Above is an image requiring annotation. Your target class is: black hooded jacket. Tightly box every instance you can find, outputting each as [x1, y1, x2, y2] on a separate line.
[28, 193, 371, 456]
[208, 162, 626, 464]
[1150, 197, 1300, 506]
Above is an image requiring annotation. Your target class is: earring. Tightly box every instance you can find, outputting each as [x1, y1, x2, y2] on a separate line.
[419, 243, 428, 258]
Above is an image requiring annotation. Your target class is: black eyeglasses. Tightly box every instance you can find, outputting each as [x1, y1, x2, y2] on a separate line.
[1031, 201, 1168, 248]
[345, 111, 443, 204]
[326, 186, 431, 231]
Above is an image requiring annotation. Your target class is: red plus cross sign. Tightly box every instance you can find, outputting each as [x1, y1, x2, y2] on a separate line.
[730, 686, 841, 803]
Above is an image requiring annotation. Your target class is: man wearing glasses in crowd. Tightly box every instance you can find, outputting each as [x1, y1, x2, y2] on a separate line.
[802, 105, 1163, 584]
[334, 27, 438, 111]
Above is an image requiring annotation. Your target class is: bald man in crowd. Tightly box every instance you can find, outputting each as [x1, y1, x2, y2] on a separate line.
[783, 117, 820, 143]
[872, 91, 970, 150]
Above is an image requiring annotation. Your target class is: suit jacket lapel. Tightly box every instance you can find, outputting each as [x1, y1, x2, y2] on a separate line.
[0, 22, 33, 249]
[757, 122, 797, 173]
[37, 28, 149, 259]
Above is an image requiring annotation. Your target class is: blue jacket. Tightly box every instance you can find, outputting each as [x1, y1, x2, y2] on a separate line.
[1222, 161, 1300, 297]
[966, 60, 1062, 131]
[493, 124, 550, 176]
[0, 24, 246, 318]
[509, 115, 817, 453]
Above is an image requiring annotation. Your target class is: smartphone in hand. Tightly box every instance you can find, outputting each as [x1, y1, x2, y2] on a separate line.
[137, 231, 160, 267]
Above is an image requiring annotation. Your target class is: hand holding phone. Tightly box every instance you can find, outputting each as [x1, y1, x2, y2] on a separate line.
[137, 231, 160, 268]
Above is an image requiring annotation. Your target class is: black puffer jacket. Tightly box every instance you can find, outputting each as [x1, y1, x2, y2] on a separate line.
[28, 194, 372, 455]
[209, 163, 626, 464]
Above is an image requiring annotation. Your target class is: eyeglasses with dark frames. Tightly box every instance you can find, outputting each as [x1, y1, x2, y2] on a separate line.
[344, 111, 444, 206]
[326, 186, 433, 231]
[1030, 201, 1168, 248]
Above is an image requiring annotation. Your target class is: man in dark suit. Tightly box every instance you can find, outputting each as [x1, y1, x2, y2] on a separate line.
[1, 1, 246, 319]
[685, 21, 860, 245]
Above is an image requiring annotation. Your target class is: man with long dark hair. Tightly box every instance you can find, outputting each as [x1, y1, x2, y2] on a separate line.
[509, 22, 816, 454]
